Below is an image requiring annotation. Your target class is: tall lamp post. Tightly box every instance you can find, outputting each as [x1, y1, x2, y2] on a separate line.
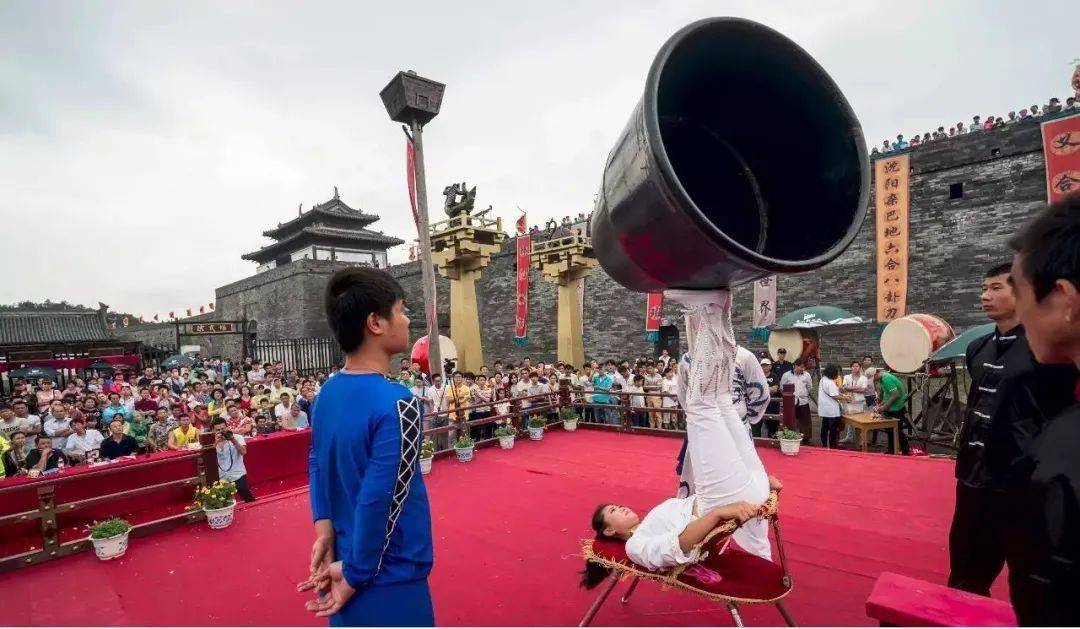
[380, 70, 445, 378]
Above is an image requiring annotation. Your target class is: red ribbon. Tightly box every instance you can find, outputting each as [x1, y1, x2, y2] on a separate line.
[515, 235, 532, 343]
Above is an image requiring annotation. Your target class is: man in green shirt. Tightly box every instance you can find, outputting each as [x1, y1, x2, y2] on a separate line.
[873, 369, 910, 454]
[125, 410, 153, 449]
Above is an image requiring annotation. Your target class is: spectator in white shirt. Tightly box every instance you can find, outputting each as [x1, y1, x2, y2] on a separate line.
[273, 392, 295, 421]
[840, 360, 869, 444]
[779, 358, 814, 444]
[10, 400, 41, 437]
[817, 364, 843, 448]
[626, 375, 647, 427]
[659, 367, 679, 428]
[43, 405, 73, 452]
[63, 417, 104, 463]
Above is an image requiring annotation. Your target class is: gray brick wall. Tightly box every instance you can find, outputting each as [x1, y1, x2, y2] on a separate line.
[202, 121, 1050, 369]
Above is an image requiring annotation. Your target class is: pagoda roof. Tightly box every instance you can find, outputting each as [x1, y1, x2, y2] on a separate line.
[242, 225, 405, 262]
[0, 311, 113, 347]
[262, 197, 382, 239]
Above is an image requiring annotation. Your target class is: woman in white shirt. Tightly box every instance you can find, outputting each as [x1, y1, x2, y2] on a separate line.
[840, 361, 868, 443]
[817, 364, 843, 448]
[659, 367, 679, 428]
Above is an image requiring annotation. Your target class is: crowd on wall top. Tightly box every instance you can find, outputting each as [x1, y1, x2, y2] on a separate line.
[874, 95, 1080, 155]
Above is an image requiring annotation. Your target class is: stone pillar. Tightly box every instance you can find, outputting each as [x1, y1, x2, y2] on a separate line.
[531, 234, 598, 367]
[430, 214, 506, 373]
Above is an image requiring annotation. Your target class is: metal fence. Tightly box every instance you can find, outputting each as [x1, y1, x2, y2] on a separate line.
[252, 338, 342, 375]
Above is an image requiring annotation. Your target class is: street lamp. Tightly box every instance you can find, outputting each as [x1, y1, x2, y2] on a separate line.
[381, 70, 446, 378]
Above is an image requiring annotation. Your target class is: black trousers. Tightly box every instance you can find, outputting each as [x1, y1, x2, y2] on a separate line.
[820, 416, 841, 448]
[948, 482, 1008, 596]
[794, 404, 812, 444]
[882, 408, 912, 455]
[470, 410, 493, 439]
[235, 474, 256, 502]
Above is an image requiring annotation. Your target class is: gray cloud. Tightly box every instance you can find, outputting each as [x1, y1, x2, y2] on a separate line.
[1, 0, 1074, 318]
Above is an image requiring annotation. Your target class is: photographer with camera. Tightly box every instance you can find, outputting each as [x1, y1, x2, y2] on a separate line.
[210, 417, 256, 502]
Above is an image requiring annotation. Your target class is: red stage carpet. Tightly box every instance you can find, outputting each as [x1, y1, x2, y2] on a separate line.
[0, 430, 1009, 626]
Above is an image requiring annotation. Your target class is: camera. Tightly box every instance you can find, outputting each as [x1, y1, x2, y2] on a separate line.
[221, 429, 233, 440]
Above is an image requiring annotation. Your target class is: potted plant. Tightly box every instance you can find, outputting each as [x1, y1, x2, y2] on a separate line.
[777, 428, 803, 456]
[494, 421, 516, 449]
[527, 415, 545, 441]
[560, 407, 579, 432]
[89, 518, 132, 561]
[453, 433, 475, 463]
[419, 438, 435, 475]
[189, 479, 238, 529]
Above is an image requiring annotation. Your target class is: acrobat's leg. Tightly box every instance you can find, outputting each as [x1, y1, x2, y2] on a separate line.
[620, 577, 641, 604]
[775, 601, 797, 627]
[726, 602, 745, 628]
[579, 575, 619, 627]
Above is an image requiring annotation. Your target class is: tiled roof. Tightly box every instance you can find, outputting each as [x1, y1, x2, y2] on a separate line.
[262, 198, 381, 239]
[242, 225, 405, 262]
[0, 311, 113, 346]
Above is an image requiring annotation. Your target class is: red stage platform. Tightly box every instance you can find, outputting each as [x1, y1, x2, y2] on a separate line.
[0, 430, 1010, 626]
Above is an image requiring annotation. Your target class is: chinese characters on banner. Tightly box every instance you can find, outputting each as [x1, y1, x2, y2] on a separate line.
[514, 234, 532, 346]
[752, 275, 777, 328]
[875, 154, 910, 323]
[645, 292, 664, 340]
[1041, 113, 1080, 203]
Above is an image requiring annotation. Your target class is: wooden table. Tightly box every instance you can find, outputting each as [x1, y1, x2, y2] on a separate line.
[841, 411, 899, 454]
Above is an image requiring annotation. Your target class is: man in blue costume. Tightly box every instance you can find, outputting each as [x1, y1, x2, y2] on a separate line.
[298, 267, 434, 626]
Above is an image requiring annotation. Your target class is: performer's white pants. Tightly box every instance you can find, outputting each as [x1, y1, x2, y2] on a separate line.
[681, 393, 772, 561]
[670, 289, 771, 561]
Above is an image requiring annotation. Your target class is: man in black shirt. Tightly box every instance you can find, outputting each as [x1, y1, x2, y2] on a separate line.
[99, 418, 140, 460]
[1004, 194, 1080, 625]
[948, 262, 1078, 597]
[771, 348, 794, 380]
[25, 435, 69, 472]
[753, 358, 781, 438]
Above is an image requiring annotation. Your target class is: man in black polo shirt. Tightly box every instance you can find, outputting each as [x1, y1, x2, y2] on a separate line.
[772, 348, 794, 380]
[948, 262, 1079, 596]
[99, 418, 141, 460]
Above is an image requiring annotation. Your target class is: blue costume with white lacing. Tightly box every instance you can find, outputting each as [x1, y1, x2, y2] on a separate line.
[309, 374, 434, 626]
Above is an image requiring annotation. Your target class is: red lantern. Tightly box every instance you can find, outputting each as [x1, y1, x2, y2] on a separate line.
[409, 335, 459, 376]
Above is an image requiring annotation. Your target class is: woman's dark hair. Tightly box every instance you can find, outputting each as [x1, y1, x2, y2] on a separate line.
[324, 267, 405, 354]
[823, 363, 840, 379]
[580, 504, 616, 589]
[1007, 193, 1080, 301]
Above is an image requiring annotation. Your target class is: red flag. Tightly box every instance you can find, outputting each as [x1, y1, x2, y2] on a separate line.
[645, 292, 664, 341]
[515, 212, 527, 236]
[406, 139, 420, 234]
[514, 235, 532, 346]
[168, 311, 174, 319]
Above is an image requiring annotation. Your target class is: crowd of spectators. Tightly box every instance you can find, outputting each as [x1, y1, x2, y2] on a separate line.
[874, 95, 1080, 155]
[0, 358, 318, 481]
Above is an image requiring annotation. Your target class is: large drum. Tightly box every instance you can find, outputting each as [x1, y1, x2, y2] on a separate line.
[767, 329, 820, 363]
[880, 314, 955, 373]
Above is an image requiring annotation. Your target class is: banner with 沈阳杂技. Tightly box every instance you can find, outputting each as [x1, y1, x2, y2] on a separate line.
[875, 153, 910, 324]
[1041, 113, 1080, 203]
[514, 234, 531, 347]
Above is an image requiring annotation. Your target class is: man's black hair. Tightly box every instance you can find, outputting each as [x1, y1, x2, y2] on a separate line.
[823, 364, 840, 379]
[211, 417, 227, 427]
[324, 267, 405, 354]
[793, 357, 807, 367]
[35, 434, 50, 444]
[984, 262, 1013, 279]
[1007, 193, 1080, 301]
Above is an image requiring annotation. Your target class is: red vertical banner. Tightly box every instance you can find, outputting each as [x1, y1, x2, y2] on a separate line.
[645, 292, 664, 341]
[405, 140, 420, 232]
[514, 235, 531, 346]
[1041, 113, 1080, 203]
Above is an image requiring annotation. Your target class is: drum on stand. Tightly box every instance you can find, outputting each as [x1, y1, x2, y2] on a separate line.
[880, 314, 955, 373]
[768, 328, 820, 363]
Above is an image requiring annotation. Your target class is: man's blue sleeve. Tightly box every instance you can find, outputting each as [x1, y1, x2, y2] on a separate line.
[342, 396, 421, 590]
[307, 396, 330, 522]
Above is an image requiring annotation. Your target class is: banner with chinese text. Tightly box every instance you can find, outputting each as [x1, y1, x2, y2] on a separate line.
[645, 292, 664, 342]
[875, 154, 910, 323]
[752, 275, 777, 328]
[1041, 113, 1080, 203]
[514, 235, 531, 347]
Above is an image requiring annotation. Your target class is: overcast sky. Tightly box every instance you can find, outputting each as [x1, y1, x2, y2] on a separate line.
[1, 1, 1075, 318]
